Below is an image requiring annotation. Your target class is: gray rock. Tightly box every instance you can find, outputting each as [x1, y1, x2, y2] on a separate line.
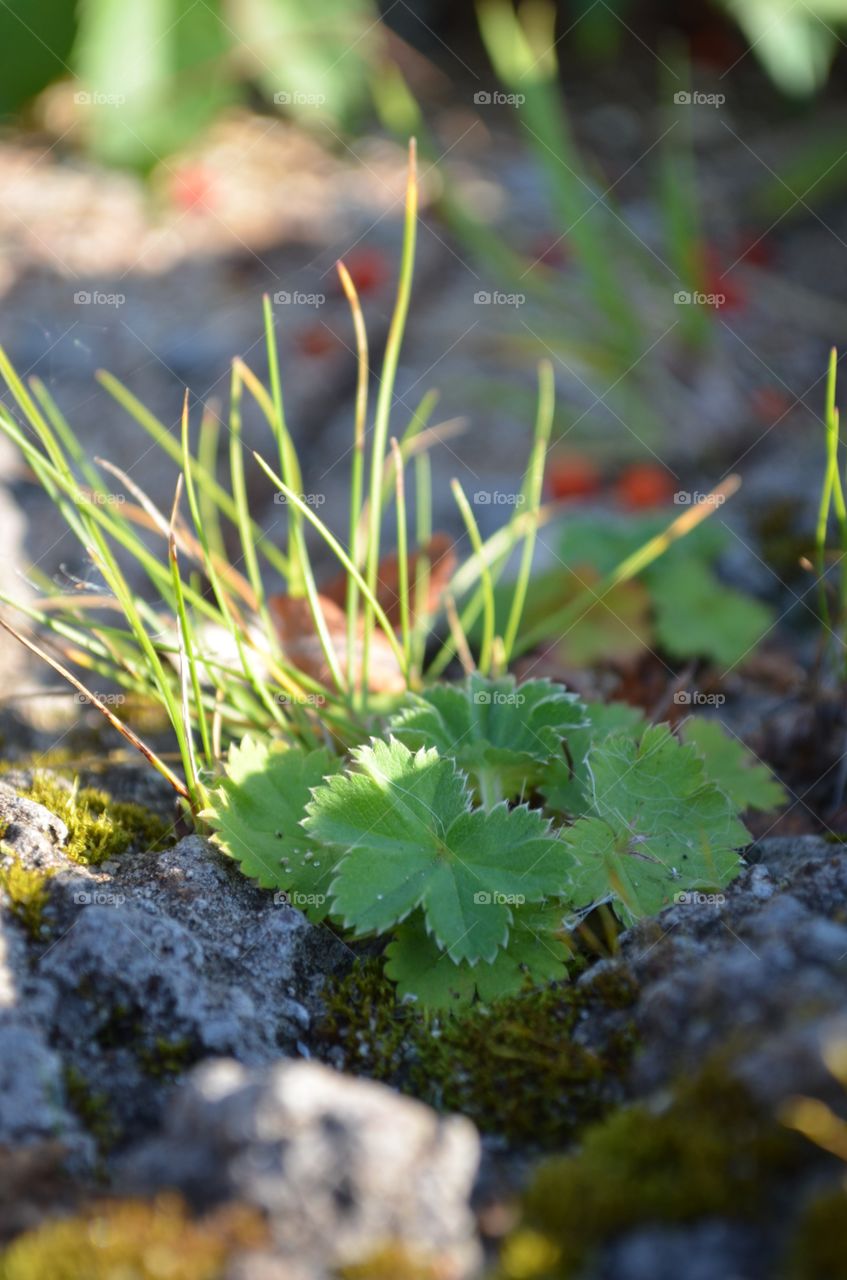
[0, 1023, 81, 1150]
[122, 1057, 481, 1276]
[0, 780, 68, 869]
[592, 1221, 763, 1280]
[0, 815, 350, 1157]
[614, 837, 847, 1100]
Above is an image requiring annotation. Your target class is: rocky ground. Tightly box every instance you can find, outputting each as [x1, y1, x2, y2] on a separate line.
[0, 750, 845, 1277]
[1, 47, 847, 1278]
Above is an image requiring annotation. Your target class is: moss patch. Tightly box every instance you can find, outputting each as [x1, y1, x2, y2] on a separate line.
[138, 1036, 195, 1079]
[0, 857, 52, 939]
[784, 1186, 847, 1280]
[62, 1066, 120, 1158]
[19, 773, 172, 865]
[316, 959, 638, 1146]
[495, 1067, 804, 1279]
[337, 1243, 446, 1279]
[0, 1195, 266, 1280]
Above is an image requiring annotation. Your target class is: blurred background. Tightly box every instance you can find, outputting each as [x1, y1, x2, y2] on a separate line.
[0, 0, 845, 706]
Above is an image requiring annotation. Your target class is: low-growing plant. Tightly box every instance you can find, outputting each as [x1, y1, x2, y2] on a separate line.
[0, 141, 781, 1011]
[505, 507, 774, 668]
[207, 678, 784, 1009]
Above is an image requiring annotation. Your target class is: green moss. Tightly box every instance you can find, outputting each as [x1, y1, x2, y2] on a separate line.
[62, 1065, 120, 1157]
[337, 1243, 445, 1279]
[495, 1068, 803, 1280]
[316, 960, 638, 1146]
[784, 1187, 847, 1280]
[138, 1036, 195, 1079]
[0, 1195, 266, 1280]
[19, 773, 172, 865]
[416, 970, 637, 1146]
[316, 958, 414, 1084]
[0, 855, 53, 939]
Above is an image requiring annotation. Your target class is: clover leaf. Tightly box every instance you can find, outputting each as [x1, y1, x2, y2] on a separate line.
[564, 723, 749, 923]
[204, 736, 340, 920]
[387, 674, 587, 805]
[304, 736, 569, 964]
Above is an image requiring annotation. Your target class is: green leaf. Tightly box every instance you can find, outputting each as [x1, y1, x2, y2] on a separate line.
[554, 576, 654, 667]
[564, 724, 749, 922]
[387, 675, 587, 804]
[204, 736, 341, 920]
[650, 558, 772, 667]
[385, 903, 570, 1011]
[680, 716, 786, 813]
[74, 0, 233, 169]
[233, 0, 378, 128]
[305, 737, 569, 964]
[540, 700, 648, 818]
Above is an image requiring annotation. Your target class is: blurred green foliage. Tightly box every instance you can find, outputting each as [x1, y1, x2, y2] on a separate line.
[0, 0, 77, 116]
[0, 0, 379, 169]
[720, 0, 847, 96]
[1, 0, 845, 174]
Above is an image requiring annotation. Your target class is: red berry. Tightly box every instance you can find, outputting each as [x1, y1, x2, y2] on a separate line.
[340, 247, 389, 295]
[615, 463, 675, 510]
[547, 454, 602, 501]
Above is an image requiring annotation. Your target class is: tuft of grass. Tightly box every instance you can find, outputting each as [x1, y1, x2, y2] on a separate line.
[0, 140, 730, 817]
